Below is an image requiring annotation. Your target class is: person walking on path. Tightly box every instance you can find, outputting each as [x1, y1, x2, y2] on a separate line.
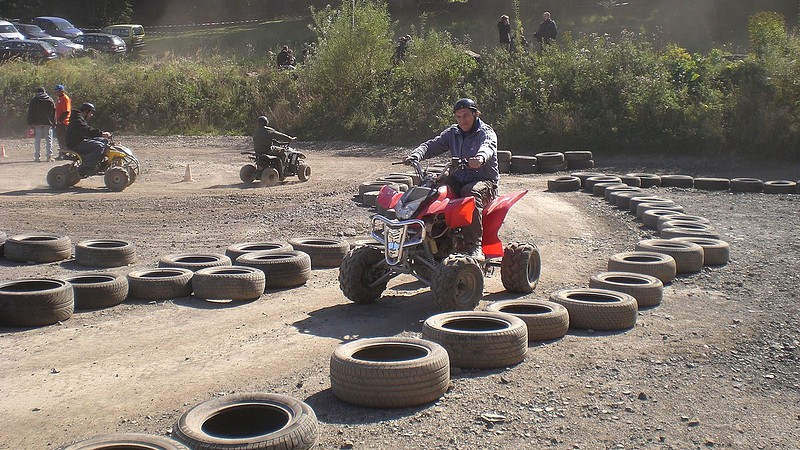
[497, 15, 512, 52]
[53, 84, 71, 159]
[26, 87, 56, 162]
[533, 11, 558, 50]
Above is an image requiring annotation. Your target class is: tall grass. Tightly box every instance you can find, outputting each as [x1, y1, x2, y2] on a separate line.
[0, 2, 798, 160]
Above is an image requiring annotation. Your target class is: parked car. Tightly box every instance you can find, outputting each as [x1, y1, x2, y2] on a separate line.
[30, 17, 83, 39]
[0, 20, 25, 40]
[0, 39, 58, 62]
[39, 37, 83, 57]
[72, 33, 126, 54]
[12, 23, 51, 39]
[101, 24, 145, 52]
[72, 33, 127, 55]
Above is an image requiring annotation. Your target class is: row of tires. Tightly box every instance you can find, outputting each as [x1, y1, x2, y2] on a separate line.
[503, 150, 595, 174]
[549, 171, 799, 194]
[0, 234, 136, 267]
[0, 237, 355, 328]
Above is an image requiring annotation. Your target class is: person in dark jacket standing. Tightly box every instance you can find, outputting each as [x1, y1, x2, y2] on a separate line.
[533, 11, 558, 49]
[66, 102, 111, 176]
[26, 87, 56, 162]
[497, 15, 512, 52]
[404, 98, 498, 260]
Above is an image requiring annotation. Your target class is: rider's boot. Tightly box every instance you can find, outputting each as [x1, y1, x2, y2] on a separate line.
[465, 241, 485, 262]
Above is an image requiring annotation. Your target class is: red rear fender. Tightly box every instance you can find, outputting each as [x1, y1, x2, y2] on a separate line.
[482, 190, 528, 258]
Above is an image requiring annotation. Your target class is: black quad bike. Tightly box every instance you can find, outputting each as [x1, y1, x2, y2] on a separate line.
[239, 141, 311, 186]
[46, 138, 140, 192]
[339, 159, 541, 311]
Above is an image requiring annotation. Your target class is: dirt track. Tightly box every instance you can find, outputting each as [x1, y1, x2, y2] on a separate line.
[0, 136, 798, 449]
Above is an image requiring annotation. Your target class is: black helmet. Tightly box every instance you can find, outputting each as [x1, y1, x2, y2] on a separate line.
[453, 98, 478, 113]
[79, 102, 96, 113]
[258, 115, 269, 126]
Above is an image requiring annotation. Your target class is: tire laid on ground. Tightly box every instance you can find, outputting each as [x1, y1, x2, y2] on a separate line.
[358, 181, 399, 197]
[730, 178, 764, 193]
[619, 175, 642, 187]
[497, 150, 512, 163]
[659, 223, 721, 240]
[549, 288, 638, 331]
[592, 182, 626, 197]
[5, 233, 72, 263]
[378, 175, 413, 189]
[608, 251, 677, 284]
[605, 185, 641, 203]
[498, 160, 511, 174]
[236, 251, 312, 289]
[485, 300, 569, 342]
[127, 268, 193, 301]
[635, 202, 685, 219]
[288, 237, 350, 268]
[0, 230, 5, 257]
[510, 155, 537, 174]
[173, 393, 318, 450]
[671, 237, 730, 266]
[564, 150, 593, 163]
[0, 278, 74, 327]
[430, 255, 484, 311]
[422, 311, 528, 369]
[615, 191, 648, 210]
[660, 174, 694, 188]
[656, 215, 712, 232]
[338, 245, 390, 304]
[628, 196, 670, 215]
[192, 266, 265, 301]
[693, 177, 730, 191]
[225, 242, 292, 261]
[58, 433, 190, 450]
[62, 273, 128, 310]
[635, 239, 704, 274]
[570, 172, 605, 188]
[626, 173, 661, 188]
[547, 176, 581, 192]
[642, 209, 685, 229]
[589, 271, 663, 307]
[158, 253, 231, 272]
[538, 161, 569, 173]
[74, 239, 136, 268]
[330, 337, 450, 408]
[388, 172, 420, 186]
[763, 180, 797, 194]
[584, 176, 622, 193]
[361, 191, 379, 206]
[535, 152, 565, 165]
[500, 242, 541, 293]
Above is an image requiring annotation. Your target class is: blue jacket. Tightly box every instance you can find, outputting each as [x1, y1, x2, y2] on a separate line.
[410, 118, 499, 184]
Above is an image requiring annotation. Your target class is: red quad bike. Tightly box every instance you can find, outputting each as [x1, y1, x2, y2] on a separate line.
[239, 141, 311, 187]
[339, 158, 541, 311]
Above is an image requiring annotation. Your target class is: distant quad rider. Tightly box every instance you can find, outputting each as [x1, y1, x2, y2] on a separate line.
[66, 102, 111, 177]
[254, 115, 295, 173]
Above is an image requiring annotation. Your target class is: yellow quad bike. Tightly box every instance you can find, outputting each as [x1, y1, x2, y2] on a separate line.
[47, 138, 140, 192]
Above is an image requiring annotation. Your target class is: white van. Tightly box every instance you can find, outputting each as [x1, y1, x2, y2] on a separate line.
[0, 20, 25, 41]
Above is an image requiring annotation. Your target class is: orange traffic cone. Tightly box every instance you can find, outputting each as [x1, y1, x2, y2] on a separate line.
[1, 144, 7, 158]
[183, 164, 194, 182]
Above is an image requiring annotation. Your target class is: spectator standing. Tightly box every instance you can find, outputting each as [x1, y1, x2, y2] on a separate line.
[26, 87, 56, 162]
[53, 84, 71, 158]
[276, 45, 295, 68]
[497, 15, 512, 52]
[393, 34, 411, 64]
[533, 11, 558, 50]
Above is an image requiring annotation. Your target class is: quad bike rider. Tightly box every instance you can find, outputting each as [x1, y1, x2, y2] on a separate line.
[240, 115, 311, 186]
[339, 98, 540, 311]
[47, 102, 140, 192]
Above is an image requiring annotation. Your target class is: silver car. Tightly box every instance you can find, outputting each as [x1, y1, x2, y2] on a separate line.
[40, 37, 83, 57]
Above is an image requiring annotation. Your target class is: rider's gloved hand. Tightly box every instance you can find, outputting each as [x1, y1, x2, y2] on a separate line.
[403, 155, 419, 165]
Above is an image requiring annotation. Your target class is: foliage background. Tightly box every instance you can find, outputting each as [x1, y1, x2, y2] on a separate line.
[0, 1, 798, 160]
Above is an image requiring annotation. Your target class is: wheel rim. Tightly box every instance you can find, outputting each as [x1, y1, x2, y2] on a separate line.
[527, 248, 541, 283]
[454, 268, 481, 306]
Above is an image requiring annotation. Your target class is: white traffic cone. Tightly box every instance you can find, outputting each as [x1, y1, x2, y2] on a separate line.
[183, 164, 194, 182]
[1, 144, 7, 158]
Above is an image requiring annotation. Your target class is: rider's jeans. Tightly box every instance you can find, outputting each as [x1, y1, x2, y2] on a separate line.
[33, 125, 53, 160]
[74, 138, 107, 174]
